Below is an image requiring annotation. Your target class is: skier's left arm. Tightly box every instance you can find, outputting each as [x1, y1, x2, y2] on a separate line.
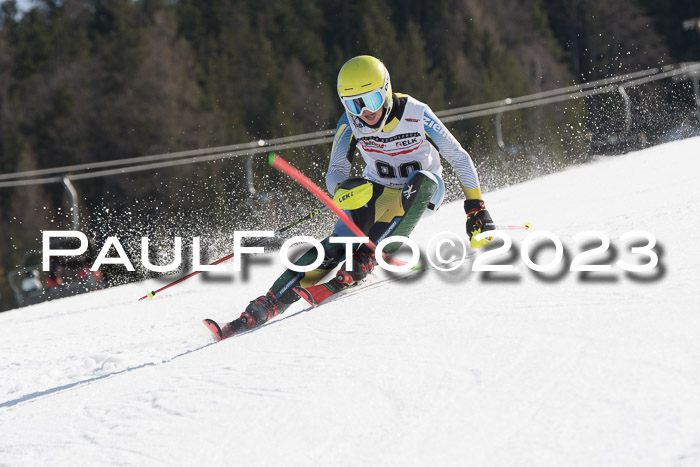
[423, 106, 494, 242]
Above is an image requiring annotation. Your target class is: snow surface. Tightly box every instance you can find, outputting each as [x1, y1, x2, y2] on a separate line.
[1, 136, 700, 466]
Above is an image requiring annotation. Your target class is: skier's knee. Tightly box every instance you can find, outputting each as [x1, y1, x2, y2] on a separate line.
[405, 171, 444, 217]
[401, 171, 443, 216]
[404, 170, 438, 195]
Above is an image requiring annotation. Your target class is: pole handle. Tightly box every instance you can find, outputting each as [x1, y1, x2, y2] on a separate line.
[485, 222, 532, 230]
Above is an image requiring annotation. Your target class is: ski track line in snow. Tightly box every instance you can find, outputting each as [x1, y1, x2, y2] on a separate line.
[0, 342, 217, 410]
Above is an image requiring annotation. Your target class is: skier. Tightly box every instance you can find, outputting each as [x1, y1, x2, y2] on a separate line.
[217, 55, 494, 338]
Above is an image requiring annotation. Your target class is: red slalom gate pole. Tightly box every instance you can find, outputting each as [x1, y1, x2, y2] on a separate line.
[268, 152, 407, 267]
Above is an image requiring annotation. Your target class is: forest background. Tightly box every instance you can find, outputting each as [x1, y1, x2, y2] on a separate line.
[0, 0, 699, 311]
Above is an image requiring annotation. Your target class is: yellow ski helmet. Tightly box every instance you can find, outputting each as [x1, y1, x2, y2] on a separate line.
[337, 55, 393, 116]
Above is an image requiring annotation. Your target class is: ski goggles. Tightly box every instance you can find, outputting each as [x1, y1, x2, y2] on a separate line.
[342, 89, 386, 116]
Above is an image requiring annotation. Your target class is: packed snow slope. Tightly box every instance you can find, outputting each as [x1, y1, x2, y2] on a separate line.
[2, 136, 700, 467]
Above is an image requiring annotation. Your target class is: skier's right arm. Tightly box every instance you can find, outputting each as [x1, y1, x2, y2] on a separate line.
[326, 113, 357, 195]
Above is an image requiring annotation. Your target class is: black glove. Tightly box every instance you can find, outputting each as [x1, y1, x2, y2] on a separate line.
[464, 199, 494, 240]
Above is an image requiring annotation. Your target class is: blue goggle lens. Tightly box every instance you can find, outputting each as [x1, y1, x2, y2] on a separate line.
[343, 91, 385, 116]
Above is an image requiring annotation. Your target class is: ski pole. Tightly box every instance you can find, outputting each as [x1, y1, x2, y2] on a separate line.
[485, 222, 532, 230]
[138, 206, 329, 301]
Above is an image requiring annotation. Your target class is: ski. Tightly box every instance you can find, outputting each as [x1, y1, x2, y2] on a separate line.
[202, 318, 248, 341]
[294, 266, 425, 308]
[294, 282, 347, 307]
[202, 319, 225, 340]
[294, 251, 479, 309]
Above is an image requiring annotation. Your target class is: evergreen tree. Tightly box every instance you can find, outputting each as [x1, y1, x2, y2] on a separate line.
[637, 0, 700, 62]
[542, 0, 670, 81]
